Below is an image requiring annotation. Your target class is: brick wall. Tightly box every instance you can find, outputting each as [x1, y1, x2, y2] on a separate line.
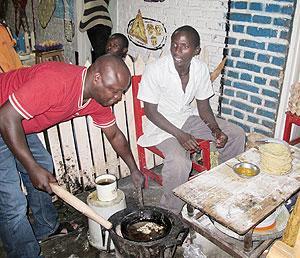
[222, 0, 296, 136]
[116, 0, 229, 112]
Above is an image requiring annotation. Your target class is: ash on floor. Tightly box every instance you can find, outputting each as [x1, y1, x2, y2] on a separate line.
[0, 169, 230, 258]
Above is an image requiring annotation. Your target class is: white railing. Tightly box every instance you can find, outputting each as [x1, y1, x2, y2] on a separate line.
[39, 53, 222, 193]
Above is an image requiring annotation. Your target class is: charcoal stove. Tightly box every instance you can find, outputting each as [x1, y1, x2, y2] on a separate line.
[107, 206, 189, 258]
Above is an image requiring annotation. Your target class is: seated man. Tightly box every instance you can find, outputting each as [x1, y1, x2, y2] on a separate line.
[105, 33, 129, 59]
[137, 25, 245, 214]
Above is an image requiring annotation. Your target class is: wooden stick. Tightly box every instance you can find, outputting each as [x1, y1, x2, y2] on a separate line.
[210, 57, 227, 82]
[49, 183, 113, 230]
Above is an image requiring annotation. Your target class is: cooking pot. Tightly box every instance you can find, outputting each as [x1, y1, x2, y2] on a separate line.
[109, 206, 188, 257]
[49, 183, 188, 257]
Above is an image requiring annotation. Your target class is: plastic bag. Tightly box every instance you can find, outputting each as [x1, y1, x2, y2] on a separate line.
[183, 243, 207, 258]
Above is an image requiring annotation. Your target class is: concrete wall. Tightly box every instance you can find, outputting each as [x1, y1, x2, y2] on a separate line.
[115, 0, 229, 112]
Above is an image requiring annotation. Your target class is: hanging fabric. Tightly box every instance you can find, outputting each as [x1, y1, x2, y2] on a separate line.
[37, 0, 56, 29]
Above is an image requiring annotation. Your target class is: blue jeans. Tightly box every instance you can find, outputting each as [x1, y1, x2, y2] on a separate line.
[0, 134, 59, 258]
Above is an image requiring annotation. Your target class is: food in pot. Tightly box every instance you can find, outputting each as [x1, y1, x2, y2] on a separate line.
[136, 221, 164, 234]
[126, 220, 166, 241]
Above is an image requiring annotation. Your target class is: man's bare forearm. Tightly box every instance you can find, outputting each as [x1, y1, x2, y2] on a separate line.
[196, 99, 221, 133]
[103, 124, 138, 171]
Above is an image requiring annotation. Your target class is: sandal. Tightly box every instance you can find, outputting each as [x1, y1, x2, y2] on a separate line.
[46, 221, 79, 240]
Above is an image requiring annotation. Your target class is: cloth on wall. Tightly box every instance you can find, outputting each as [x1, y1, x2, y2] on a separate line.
[38, 0, 56, 29]
[0, 23, 22, 72]
[12, 0, 30, 36]
[63, 0, 74, 42]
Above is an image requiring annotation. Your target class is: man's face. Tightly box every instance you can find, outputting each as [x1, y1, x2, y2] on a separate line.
[170, 31, 199, 68]
[92, 72, 130, 107]
[105, 37, 126, 58]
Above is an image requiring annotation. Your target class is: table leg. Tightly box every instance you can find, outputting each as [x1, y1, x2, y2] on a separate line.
[244, 228, 254, 252]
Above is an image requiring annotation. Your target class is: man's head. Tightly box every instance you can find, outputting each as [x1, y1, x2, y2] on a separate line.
[85, 54, 131, 106]
[170, 25, 201, 69]
[105, 33, 129, 58]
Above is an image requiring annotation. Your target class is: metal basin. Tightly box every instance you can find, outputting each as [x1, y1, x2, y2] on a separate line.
[233, 162, 260, 178]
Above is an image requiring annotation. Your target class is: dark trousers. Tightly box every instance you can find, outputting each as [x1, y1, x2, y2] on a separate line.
[87, 24, 111, 63]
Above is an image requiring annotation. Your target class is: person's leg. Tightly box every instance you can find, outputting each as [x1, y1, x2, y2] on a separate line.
[87, 25, 112, 62]
[0, 135, 41, 258]
[17, 134, 59, 241]
[156, 138, 192, 214]
[185, 116, 246, 163]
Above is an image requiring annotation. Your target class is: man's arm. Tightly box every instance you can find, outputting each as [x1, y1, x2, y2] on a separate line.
[144, 102, 200, 151]
[0, 101, 56, 193]
[196, 99, 228, 148]
[102, 123, 144, 188]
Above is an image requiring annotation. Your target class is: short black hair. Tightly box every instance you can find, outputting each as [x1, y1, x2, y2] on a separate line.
[171, 25, 200, 47]
[110, 33, 129, 49]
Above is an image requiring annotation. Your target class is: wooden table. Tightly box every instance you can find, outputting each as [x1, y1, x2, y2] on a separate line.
[174, 146, 300, 257]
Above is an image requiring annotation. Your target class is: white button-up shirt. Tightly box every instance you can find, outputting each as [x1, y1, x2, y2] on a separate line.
[137, 54, 214, 147]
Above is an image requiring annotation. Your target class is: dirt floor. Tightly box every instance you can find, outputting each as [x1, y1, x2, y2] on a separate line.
[0, 171, 232, 258]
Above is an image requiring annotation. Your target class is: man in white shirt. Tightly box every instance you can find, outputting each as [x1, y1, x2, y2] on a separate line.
[138, 25, 245, 214]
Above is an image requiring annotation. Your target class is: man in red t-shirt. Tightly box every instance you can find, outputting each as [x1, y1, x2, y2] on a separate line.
[0, 55, 144, 257]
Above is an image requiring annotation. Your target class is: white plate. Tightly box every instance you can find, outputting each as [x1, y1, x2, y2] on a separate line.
[213, 205, 289, 241]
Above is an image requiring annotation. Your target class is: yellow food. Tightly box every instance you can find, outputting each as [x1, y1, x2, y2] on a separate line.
[259, 143, 292, 175]
[235, 167, 256, 177]
[129, 9, 148, 44]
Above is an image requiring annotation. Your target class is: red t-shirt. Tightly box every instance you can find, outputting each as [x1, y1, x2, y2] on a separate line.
[0, 62, 115, 134]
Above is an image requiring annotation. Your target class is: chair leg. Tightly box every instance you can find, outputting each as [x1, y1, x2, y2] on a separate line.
[283, 112, 292, 143]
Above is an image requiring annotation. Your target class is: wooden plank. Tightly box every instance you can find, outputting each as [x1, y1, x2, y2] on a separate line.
[124, 55, 135, 75]
[72, 117, 95, 190]
[37, 132, 46, 147]
[103, 134, 120, 178]
[86, 116, 106, 177]
[134, 54, 145, 75]
[124, 85, 139, 169]
[58, 121, 81, 193]
[114, 96, 130, 178]
[46, 126, 67, 187]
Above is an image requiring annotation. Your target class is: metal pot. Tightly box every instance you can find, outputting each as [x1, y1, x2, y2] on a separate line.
[108, 206, 189, 258]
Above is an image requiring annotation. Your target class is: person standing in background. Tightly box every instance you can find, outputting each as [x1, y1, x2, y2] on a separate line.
[0, 21, 23, 73]
[79, 0, 112, 63]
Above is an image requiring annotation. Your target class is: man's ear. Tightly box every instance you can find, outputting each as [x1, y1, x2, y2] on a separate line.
[94, 72, 101, 82]
[194, 46, 201, 56]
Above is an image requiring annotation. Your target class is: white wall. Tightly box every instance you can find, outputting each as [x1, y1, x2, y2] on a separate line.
[115, 0, 229, 112]
[275, 0, 300, 140]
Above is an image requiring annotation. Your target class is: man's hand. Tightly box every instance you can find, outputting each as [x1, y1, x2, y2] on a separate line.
[176, 131, 200, 152]
[28, 167, 57, 193]
[212, 128, 228, 148]
[131, 169, 145, 189]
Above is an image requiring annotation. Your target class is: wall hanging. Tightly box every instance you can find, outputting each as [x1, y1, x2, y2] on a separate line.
[127, 9, 166, 50]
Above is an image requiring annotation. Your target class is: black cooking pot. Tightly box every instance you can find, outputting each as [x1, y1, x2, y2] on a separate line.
[108, 206, 189, 258]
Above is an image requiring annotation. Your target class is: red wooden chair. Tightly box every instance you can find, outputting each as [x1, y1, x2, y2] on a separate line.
[131, 75, 211, 187]
[283, 111, 300, 145]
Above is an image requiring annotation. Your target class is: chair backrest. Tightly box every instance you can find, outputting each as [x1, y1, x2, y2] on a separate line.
[131, 75, 144, 140]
